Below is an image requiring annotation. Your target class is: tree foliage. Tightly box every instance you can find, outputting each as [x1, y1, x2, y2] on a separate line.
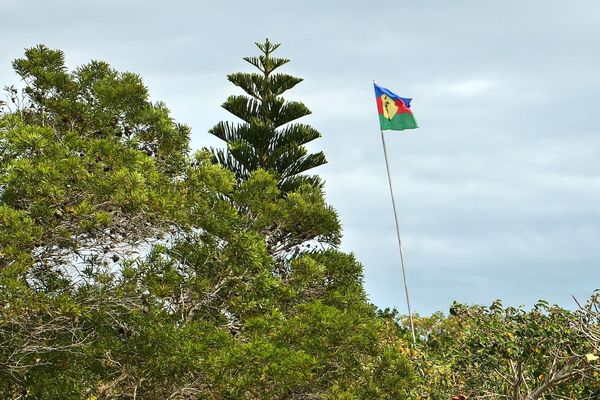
[209, 39, 327, 192]
[0, 45, 194, 278]
[408, 297, 600, 400]
[0, 45, 415, 400]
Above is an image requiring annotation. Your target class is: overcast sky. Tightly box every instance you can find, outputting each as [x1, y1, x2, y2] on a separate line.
[3, 1, 600, 314]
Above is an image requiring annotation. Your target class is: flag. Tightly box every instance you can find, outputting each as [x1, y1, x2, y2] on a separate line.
[374, 83, 418, 131]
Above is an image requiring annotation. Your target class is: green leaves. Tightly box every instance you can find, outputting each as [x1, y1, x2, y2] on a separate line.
[10, 44, 189, 175]
[0, 205, 38, 273]
[411, 300, 600, 400]
[0, 44, 418, 400]
[0, 46, 202, 275]
[234, 170, 341, 257]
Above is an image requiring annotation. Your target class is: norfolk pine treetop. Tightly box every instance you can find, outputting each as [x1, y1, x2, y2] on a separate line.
[210, 39, 327, 192]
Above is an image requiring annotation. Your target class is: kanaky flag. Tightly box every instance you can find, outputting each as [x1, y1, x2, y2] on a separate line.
[374, 83, 418, 131]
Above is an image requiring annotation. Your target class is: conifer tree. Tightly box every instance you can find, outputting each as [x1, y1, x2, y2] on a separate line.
[210, 39, 326, 192]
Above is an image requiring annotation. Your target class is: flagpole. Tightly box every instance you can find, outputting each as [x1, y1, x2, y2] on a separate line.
[379, 128, 417, 344]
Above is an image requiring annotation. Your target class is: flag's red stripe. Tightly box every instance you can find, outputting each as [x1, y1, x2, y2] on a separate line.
[376, 96, 384, 114]
[393, 98, 413, 114]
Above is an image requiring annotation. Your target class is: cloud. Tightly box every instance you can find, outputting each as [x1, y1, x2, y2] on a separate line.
[433, 79, 499, 98]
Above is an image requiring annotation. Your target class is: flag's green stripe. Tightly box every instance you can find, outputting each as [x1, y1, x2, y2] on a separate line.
[379, 113, 418, 131]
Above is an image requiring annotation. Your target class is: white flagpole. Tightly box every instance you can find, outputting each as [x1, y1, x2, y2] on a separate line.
[379, 128, 417, 344]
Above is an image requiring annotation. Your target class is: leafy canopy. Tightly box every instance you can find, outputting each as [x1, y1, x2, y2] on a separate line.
[0, 45, 203, 279]
[0, 44, 416, 400]
[406, 298, 600, 400]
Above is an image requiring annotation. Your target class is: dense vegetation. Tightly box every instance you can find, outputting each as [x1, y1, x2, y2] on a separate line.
[0, 42, 598, 399]
[408, 296, 600, 399]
